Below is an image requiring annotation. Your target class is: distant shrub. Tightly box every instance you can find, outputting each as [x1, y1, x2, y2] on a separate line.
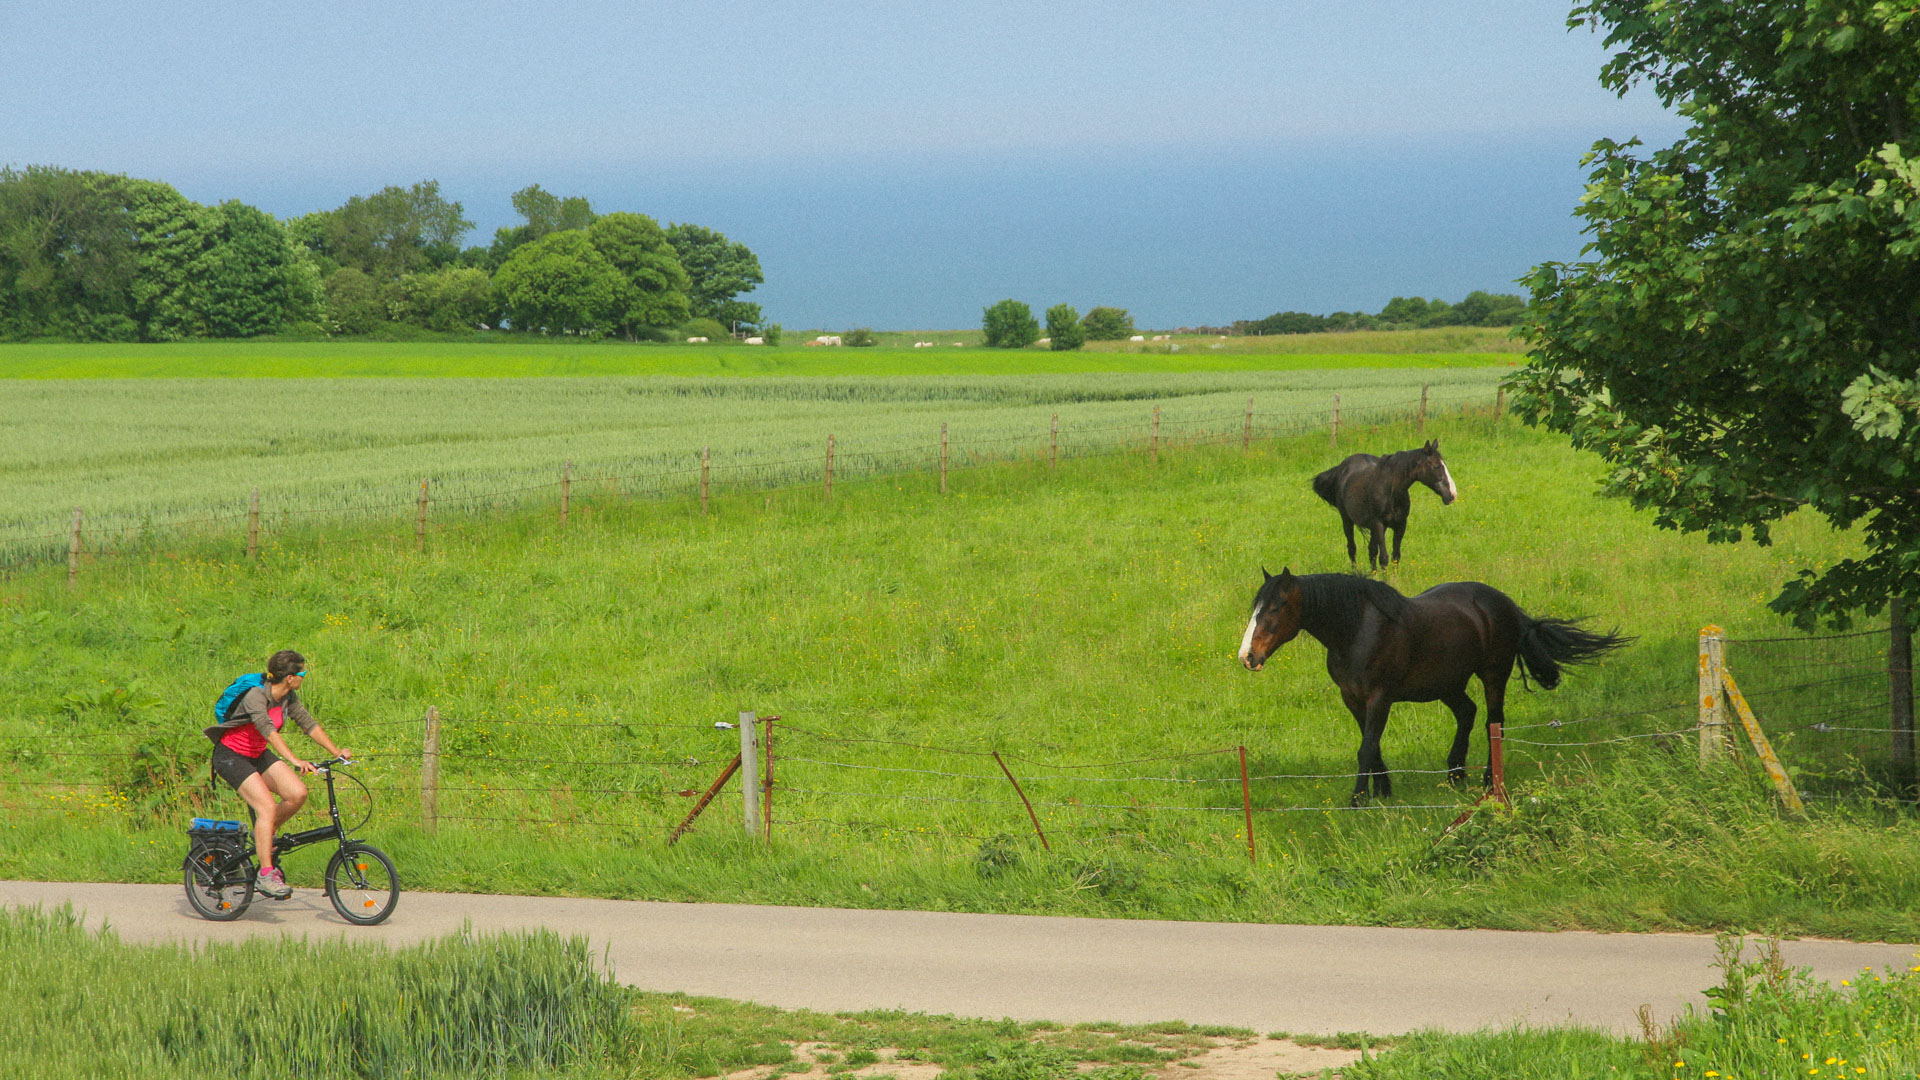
[1080, 306, 1134, 341]
[680, 317, 730, 341]
[1044, 304, 1085, 351]
[982, 300, 1039, 348]
[843, 327, 878, 347]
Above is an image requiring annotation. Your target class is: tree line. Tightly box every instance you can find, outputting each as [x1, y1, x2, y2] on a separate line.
[1236, 291, 1528, 336]
[0, 167, 768, 342]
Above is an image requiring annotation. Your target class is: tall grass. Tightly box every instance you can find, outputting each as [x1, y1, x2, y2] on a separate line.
[0, 368, 1499, 555]
[1347, 937, 1920, 1079]
[3, 413, 1916, 936]
[0, 904, 627, 1078]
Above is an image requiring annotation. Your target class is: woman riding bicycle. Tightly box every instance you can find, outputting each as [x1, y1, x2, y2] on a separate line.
[203, 649, 350, 900]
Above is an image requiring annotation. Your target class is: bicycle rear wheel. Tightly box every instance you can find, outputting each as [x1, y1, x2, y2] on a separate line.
[325, 843, 399, 925]
[183, 841, 254, 921]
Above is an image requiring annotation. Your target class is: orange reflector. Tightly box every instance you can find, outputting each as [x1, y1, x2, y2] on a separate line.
[364, 900, 376, 908]
[218, 902, 230, 909]
[356, 863, 367, 871]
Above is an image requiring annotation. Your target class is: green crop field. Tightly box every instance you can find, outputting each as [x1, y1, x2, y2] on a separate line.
[4, 390, 1917, 940]
[0, 364, 1503, 558]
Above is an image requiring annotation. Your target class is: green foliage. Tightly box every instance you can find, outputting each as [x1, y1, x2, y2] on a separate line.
[843, 327, 878, 347]
[588, 212, 693, 335]
[982, 299, 1040, 348]
[487, 183, 596, 269]
[1044, 304, 1085, 351]
[1080, 306, 1134, 341]
[292, 180, 472, 281]
[665, 222, 764, 324]
[387, 265, 497, 332]
[321, 266, 385, 335]
[0, 166, 139, 341]
[763, 322, 784, 345]
[1510, 0, 1920, 629]
[680, 317, 730, 341]
[492, 230, 626, 335]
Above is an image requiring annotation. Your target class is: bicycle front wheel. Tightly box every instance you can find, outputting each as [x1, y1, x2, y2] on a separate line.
[325, 843, 399, 925]
[183, 841, 254, 921]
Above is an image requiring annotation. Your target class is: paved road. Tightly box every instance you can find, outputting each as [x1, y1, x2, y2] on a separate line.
[4, 881, 1914, 1036]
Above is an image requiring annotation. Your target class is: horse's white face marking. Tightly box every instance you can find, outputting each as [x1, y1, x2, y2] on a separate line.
[1440, 461, 1458, 502]
[1239, 604, 1263, 664]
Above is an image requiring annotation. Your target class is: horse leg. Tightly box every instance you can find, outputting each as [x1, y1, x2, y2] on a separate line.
[1341, 516, 1359, 566]
[1390, 519, 1406, 564]
[1367, 522, 1388, 572]
[1441, 689, 1478, 784]
[1351, 693, 1393, 805]
[1342, 693, 1371, 805]
[1480, 670, 1511, 787]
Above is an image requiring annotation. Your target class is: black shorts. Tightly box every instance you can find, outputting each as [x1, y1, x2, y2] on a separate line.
[210, 742, 281, 791]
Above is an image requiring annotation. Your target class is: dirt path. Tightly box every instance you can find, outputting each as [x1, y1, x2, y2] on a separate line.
[5, 880, 1914, 1038]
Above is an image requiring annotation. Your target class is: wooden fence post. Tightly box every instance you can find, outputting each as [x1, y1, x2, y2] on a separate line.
[1050, 413, 1058, 469]
[1487, 721, 1509, 805]
[1238, 745, 1255, 865]
[415, 479, 429, 553]
[421, 706, 441, 834]
[701, 446, 711, 515]
[1151, 406, 1161, 464]
[1718, 665, 1806, 813]
[740, 711, 762, 838]
[992, 751, 1049, 851]
[940, 422, 948, 495]
[824, 436, 835, 502]
[66, 507, 82, 587]
[1891, 597, 1915, 778]
[667, 754, 741, 846]
[561, 461, 571, 523]
[1698, 626, 1731, 762]
[1419, 385, 1429, 437]
[1495, 387, 1506, 418]
[1331, 395, 1341, 448]
[246, 489, 261, 561]
[1243, 396, 1253, 451]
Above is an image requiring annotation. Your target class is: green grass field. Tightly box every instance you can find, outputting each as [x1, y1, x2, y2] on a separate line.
[0, 365, 1502, 556]
[4, 398, 1917, 939]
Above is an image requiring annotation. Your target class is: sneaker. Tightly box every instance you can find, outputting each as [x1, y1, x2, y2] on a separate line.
[257, 866, 292, 900]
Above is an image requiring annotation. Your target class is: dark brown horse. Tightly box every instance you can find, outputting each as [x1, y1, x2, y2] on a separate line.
[1238, 569, 1630, 805]
[1312, 441, 1456, 570]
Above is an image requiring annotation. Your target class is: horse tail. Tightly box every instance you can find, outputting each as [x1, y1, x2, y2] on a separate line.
[1311, 466, 1341, 507]
[1514, 616, 1632, 690]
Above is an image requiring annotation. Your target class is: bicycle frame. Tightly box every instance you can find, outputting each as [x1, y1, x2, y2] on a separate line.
[269, 762, 353, 858]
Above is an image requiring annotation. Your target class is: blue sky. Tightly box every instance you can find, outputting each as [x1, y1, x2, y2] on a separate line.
[1, 1, 1681, 329]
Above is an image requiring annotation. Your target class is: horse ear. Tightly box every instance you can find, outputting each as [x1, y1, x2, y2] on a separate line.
[1262, 565, 1273, 581]
[1277, 566, 1293, 582]
[1427, 438, 1439, 451]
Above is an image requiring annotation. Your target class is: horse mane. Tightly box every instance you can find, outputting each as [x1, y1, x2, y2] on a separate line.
[1378, 446, 1431, 473]
[1296, 573, 1410, 627]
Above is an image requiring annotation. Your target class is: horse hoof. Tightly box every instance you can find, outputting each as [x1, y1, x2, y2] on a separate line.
[1446, 769, 1467, 786]
[1349, 792, 1371, 808]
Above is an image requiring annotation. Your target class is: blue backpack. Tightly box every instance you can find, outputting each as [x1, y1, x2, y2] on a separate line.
[212, 673, 267, 727]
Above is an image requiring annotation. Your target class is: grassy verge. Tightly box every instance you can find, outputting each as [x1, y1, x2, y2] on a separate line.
[8, 905, 1917, 1079]
[1347, 937, 1920, 1080]
[3, 414, 1917, 937]
[2, 904, 1254, 1080]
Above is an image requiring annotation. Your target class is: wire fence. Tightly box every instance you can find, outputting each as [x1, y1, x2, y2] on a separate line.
[1725, 627, 1918, 801]
[5, 654, 1875, 854]
[2, 387, 1502, 578]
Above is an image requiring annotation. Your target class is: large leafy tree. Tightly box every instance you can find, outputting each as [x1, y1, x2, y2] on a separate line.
[1045, 303, 1085, 351]
[588, 212, 692, 336]
[663, 223, 764, 328]
[1081, 306, 1136, 341]
[492, 230, 627, 335]
[1509, 0, 1920, 628]
[982, 299, 1039, 348]
[0, 166, 139, 340]
[295, 180, 472, 280]
[132, 188, 320, 340]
